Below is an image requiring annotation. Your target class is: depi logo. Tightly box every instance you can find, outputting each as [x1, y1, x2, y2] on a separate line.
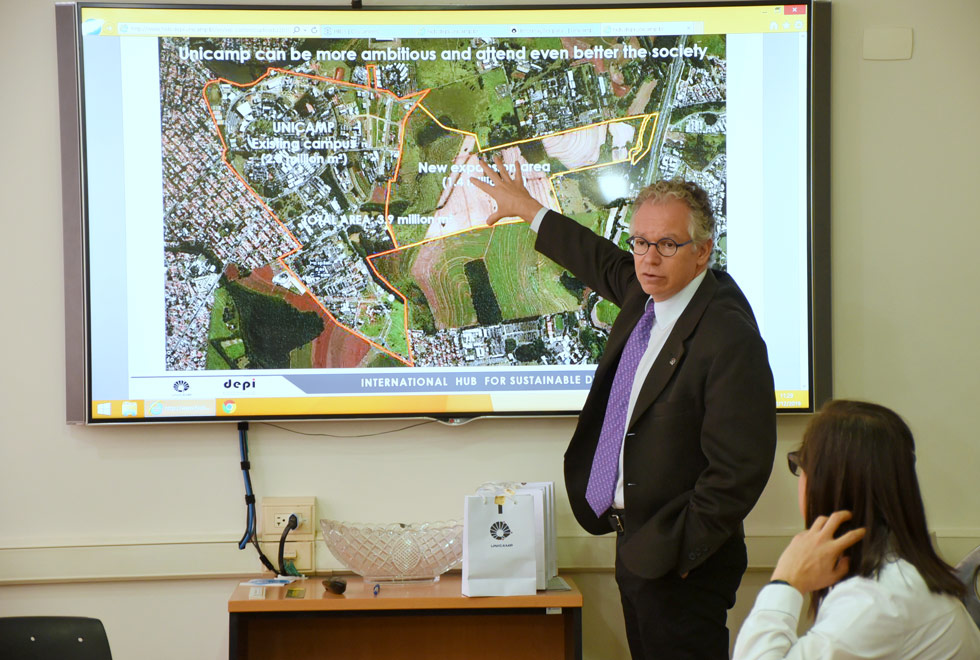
[173, 380, 190, 393]
[489, 521, 511, 540]
[224, 378, 256, 391]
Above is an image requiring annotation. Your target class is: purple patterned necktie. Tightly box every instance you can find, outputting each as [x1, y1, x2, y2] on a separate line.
[585, 302, 657, 516]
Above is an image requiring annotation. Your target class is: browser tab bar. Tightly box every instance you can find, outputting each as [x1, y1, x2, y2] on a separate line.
[116, 23, 320, 38]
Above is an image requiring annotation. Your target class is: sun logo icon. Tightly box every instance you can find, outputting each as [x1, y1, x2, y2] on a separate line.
[173, 380, 190, 393]
[489, 522, 511, 540]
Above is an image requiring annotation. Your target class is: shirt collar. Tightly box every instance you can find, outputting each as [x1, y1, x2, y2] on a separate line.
[646, 269, 707, 327]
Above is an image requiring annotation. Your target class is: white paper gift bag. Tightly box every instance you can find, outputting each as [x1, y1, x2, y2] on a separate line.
[462, 492, 537, 596]
[514, 483, 548, 590]
[521, 481, 558, 580]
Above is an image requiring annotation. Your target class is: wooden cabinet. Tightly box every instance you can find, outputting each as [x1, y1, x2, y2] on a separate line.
[229, 574, 582, 660]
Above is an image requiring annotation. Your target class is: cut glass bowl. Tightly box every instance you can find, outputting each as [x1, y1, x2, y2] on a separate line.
[320, 519, 463, 583]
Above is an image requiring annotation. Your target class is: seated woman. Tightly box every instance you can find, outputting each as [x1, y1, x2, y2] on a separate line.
[734, 399, 980, 658]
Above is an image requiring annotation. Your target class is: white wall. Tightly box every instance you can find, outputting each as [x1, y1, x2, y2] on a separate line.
[1, 1, 978, 658]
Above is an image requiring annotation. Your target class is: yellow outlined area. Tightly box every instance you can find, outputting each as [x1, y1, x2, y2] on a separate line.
[202, 65, 658, 367]
[375, 104, 657, 251]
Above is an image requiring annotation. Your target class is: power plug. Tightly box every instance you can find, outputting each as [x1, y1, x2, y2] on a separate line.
[274, 512, 301, 530]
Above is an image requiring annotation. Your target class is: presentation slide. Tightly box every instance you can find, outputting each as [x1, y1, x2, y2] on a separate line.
[76, 4, 813, 421]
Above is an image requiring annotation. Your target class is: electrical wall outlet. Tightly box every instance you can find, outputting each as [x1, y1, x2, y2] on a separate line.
[274, 513, 297, 530]
[260, 496, 316, 541]
[259, 540, 315, 574]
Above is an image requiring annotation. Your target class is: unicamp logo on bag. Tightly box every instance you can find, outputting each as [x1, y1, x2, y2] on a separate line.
[489, 521, 512, 542]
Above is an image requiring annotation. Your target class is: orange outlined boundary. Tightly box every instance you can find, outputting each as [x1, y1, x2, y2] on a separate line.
[202, 66, 424, 366]
[201, 65, 659, 367]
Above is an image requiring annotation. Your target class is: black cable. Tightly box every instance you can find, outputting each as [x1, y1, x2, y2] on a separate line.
[236, 422, 277, 574]
[237, 422, 253, 549]
[278, 514, 300, 576]
[251, 534, 277, 574]
[260, 419, 436, 438]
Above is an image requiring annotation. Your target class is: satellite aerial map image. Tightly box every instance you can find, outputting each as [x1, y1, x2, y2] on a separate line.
[159, 32, 728, 372]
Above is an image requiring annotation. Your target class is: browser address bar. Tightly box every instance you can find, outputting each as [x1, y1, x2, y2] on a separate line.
[115, 21, 702, 39]
[600, 21, 704, 36]
[117, 23, 321, 38]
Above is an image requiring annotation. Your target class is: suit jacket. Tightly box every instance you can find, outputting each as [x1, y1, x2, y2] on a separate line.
[536, 210, 777, 579]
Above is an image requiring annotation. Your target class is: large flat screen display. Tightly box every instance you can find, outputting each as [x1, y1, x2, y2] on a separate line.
[58, 2, 830, 423]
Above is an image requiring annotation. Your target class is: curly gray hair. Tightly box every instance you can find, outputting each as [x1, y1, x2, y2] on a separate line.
[632, 179, 716, 245]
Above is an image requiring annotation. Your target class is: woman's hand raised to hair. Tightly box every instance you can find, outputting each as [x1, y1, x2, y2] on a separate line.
[770, 510, 867, 594]
[470, 154, 544, 226]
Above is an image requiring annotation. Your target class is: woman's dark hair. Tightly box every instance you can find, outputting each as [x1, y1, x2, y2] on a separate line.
[798, 399, 965, 613]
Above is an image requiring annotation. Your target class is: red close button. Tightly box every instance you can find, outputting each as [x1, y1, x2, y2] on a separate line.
[784, 5, 808, 14]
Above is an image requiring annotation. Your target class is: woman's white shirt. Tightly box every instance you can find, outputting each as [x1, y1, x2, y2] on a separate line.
[733, 558, 980, 659]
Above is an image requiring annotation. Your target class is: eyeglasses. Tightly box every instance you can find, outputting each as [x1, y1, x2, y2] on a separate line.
[787, 450, 801, 477]
[627, 235, 694, 257]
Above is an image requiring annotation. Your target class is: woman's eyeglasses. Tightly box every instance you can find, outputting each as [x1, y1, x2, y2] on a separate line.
[787, 450, 801, 476]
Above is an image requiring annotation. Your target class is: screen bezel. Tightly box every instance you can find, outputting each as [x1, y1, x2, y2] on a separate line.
[57, 1, 831, 425]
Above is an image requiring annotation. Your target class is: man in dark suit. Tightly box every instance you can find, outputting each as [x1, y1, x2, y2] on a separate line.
[474, 157, 777, 658]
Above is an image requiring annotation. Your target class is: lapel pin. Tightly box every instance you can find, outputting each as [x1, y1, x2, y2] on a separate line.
[669, 357, 677, 366]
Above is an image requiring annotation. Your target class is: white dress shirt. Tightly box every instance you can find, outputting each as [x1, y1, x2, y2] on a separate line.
[733, 558, 980, 659]
[530, 207, 706, 509]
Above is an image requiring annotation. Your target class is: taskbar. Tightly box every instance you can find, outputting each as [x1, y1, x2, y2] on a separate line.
[90, 389, 809, 420]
